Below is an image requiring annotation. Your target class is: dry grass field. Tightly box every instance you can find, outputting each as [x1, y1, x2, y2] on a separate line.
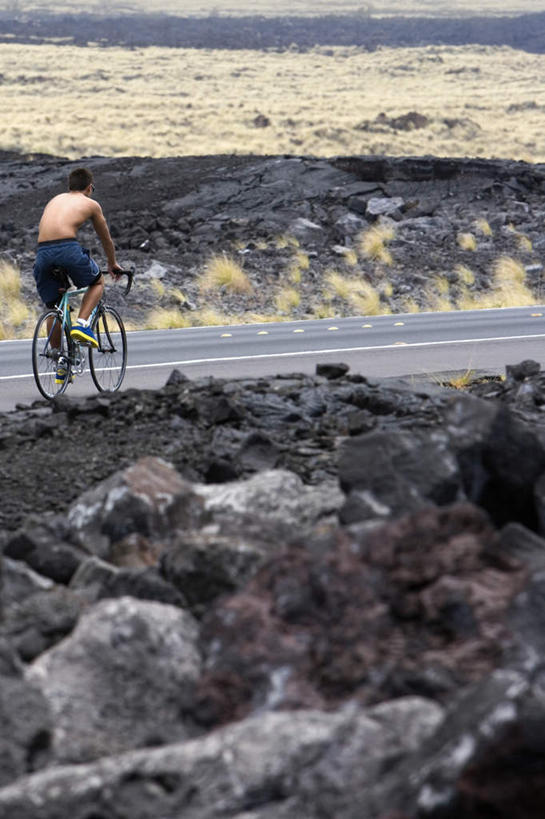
[3, 1, 543, 17]
[1, 41, 545, 161]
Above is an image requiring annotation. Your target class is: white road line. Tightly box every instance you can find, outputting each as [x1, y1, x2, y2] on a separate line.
[3, 331, 545, 382]
[119, 331, 545, 369]
[0, 373, 34, 381]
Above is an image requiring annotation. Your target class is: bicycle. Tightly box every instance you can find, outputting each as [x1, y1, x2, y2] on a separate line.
[32, 266, 134, 400]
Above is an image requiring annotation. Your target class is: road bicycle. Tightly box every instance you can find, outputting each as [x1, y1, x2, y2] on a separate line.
[32, 266, 134, 400]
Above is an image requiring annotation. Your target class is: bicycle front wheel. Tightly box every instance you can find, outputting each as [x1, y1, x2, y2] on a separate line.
[89, 306, 127, 392]
[32, 310, 71, 399]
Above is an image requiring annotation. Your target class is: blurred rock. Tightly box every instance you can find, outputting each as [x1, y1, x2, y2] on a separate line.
[26, 597, 201, 764]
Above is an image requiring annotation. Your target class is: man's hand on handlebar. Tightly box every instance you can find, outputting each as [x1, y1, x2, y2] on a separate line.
[100, 265, 135, 296]
[109, 263, 124, 280]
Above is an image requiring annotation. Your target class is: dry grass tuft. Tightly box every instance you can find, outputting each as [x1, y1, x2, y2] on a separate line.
[294, 250, 310, 271]
[169, 287, 189, 305]
[493, 255, 526, 286]
[245, 312, 284, 323]
[289, 266, 302, 285]
[144, 308, 192, 330]
[287, 251, 310, 284]
[349, 281, 382, 315]
[474, 218, 493, 237]
[0, 260, 35, 339]
[427, 294, 453, 312]
[517, 234, 533, 253]
[459, 255, 535, 309]
[339, 248, 359, 267]
[456, 288, 478, 310]
[433, 275, 450, 296]
[457, 232, 477, 251]
[401, 297, 421, 313]
[381, 281, 394, 298]
[275, 286, 301, 313]
[312, 303, 337, 319]
[193, 308, 232, 326]
[151, 278, 166, 298]
[357, 223, 395, 265]
[446, 369, 476, 389]
[0, 260, 22, 301]
[199, 254, 252, 294]
[324, 270, 354, 302]
[324, 270, 382, 315]
[275, 234, 299, 250]
[455, 264, 476, 286]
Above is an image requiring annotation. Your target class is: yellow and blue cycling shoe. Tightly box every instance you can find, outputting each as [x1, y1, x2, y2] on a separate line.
[55, 358, 74, 385]
[70, 322, 98, 348]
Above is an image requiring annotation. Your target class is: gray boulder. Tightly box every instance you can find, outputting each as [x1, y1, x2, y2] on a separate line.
[0, 697, 443, 819]
[66, 456, 208, 562]
[195, 468, 344, 531]
[1, 586, 83, 662]
[338, 428, 463, 524]
[160, 528, 274, 615]
[160, 471, 344, 614]
[443, 394, 545, 529]
[1, 557, 54, 608]
[0, 645, 52, 787]
[366, 196, 404, 218]
[69, 555, 187, 607]
[377, 669, 545, 819]
[26, 596, 201, 763]
[3, 519, 87, 584]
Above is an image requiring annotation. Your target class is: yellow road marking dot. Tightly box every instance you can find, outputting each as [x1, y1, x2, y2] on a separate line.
[328, 326, 338, 331]
[394, 341, 408, 346]
[531, 313, 543, 317]
[394, 321, 404, 326]
[362, 323, 372, 328]
[221, 333, 232, 338]
[257, 330, 269, 335]
[293, 328, 304, 333]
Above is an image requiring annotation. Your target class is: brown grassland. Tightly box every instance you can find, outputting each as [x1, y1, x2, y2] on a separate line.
[3, 1, 542, 17]
[1, 41, 545, 161]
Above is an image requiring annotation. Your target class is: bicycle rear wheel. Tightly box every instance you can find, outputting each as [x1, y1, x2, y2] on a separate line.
[32, 310, 71, 399]
[89, 306, 127, 392]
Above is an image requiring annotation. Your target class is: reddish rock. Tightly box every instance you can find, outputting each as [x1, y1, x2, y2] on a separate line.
[196, 503, 527, 726]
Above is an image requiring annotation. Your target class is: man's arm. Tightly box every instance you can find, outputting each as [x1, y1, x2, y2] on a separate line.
[91, 203, 120, 274]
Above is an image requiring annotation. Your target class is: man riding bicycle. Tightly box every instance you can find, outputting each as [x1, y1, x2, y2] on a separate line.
[33, 167, 122, 363]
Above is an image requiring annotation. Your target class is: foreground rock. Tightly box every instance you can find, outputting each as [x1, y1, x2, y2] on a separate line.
[26, 597, 201, 764]
[194, 502, 526, 725]
[3, 362, 545, 815]
[0, 699, 443, 819]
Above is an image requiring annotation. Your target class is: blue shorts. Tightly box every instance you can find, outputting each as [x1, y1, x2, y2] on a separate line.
[33, 239, 101, 306]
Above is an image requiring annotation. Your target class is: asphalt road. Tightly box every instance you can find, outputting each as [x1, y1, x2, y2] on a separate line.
[2, 306, 545, 412]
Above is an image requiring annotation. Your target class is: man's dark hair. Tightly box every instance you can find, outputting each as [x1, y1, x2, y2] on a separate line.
[68, 167, 94, 191]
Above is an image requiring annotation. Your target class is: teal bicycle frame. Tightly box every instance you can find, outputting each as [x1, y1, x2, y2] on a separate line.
[55, 285, 99, 376]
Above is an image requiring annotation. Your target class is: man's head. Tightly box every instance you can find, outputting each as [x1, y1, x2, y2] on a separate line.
[68, 167, 94, 193]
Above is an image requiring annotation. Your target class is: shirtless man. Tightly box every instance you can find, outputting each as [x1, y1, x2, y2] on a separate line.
[33, 167, 121, 350]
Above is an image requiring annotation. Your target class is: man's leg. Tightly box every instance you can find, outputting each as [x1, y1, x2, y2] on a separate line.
[34, 254, 62, 350]
[77, 274, 104, 321]
[46, 314, 62, 351]
[70, 274, 104, 348]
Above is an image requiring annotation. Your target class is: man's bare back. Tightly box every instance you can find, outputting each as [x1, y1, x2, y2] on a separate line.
[37, 190, 118, 280]
[37, 191, 100, 242]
